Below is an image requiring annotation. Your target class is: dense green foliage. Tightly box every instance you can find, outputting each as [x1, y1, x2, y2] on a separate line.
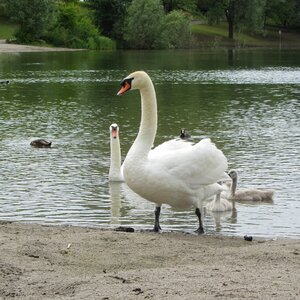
[47, 2, 115, 50]
[123, 0, 165, 49]
[198, 0, 300, 39]
[123, 0, 191, 49]
[6, 0, 55, 42]
[161, 10, 191, 48]
[1, 0, 299, 49]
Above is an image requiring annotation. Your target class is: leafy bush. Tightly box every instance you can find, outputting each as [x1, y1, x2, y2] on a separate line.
[123, 0, 165, 49]
[161, 10, 191, 48]
[123, 0, 191, 49]
[47, 2, 115, 50]
[6, 0, 55, 43]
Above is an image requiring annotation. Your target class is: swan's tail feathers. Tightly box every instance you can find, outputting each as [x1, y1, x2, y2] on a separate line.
[195, 138, 229, 184]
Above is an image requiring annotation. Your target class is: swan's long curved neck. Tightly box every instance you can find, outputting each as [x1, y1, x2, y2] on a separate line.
[129, 81, 157, 159]
[109, 138, 121, 174]
[230, 177, 237, 197]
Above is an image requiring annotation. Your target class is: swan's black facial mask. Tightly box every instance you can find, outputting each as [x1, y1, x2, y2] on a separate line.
[117, 77, 134, 95]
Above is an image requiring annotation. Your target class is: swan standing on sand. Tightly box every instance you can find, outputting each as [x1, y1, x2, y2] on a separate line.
[226, 170, 274, 201]
[109, 124, 124, 182]
[117, 71, 229, 233]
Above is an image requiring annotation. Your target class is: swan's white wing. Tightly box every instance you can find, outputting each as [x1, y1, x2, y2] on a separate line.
[148, 138, 228, 186]
[148, 138, 192, 160]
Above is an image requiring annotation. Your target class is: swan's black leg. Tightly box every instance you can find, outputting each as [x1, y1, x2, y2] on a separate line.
[195, 207, 204, 234]
[153, 206, 161, 232]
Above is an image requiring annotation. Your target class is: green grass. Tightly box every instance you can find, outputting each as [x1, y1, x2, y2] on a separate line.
[191, 23, 229, 38]
[191, 22, 300, 48]
[0, 19, 17, 39]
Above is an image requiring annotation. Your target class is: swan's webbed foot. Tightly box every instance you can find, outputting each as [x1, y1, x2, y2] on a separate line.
[195, 226, 204, 234]
[153, 223, 161, 232]
[195, 208, 204, 234]
[153, 206, 161, 232]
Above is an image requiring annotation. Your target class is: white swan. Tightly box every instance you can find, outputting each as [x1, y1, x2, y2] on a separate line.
[226, 170, 274, 201]
[117, 71, 229, 233]
[206, 191, 233, 212]
[108, 123, 191, 182]
[109, 124, 124, 182]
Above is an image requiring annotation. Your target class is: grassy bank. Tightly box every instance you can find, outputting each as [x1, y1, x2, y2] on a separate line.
[191, 22, 300, 48]
[1, 19, 300, 49]
[0, 18, 17, 39]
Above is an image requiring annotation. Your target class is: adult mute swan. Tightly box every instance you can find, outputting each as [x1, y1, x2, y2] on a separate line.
[226, 170, 274, 201]
[109, 124, 124, 182]
[117, 71, 229, 233]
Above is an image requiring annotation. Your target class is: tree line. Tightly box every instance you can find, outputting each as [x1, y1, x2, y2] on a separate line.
[0, 0, 299, 50]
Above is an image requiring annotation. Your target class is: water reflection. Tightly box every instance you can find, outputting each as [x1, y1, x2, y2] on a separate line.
[109, 182, 122, 224]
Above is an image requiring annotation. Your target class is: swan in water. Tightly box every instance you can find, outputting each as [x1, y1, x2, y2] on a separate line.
[225, 169, 274, 201]
[109, 124, 124, 182]
[116, 71, 229, 233]
[206, 191, 233, 212]
[30, 139, 52, 148]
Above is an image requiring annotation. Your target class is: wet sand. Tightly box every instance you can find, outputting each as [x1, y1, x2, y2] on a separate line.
[0, 221, 299, 299]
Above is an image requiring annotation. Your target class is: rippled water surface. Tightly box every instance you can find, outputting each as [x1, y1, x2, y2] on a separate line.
[0, 49, 299, 238]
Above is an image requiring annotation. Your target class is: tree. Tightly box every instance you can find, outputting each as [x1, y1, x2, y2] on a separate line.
[162, 0, 197, 13]
[123, 0, 165, 49]
[86, 0, 132, 37]
[47, 2, 115, 50]
[161, 10, 191, 48]
[6, 0, 55, 42]
[264, 0, 300, 27]
[198, 0, 266, 39]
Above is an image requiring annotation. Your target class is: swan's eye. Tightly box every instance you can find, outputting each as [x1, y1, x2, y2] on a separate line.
[117, 77, 134, 96]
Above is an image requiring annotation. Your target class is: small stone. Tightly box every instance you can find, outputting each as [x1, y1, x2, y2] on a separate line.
[244, 235, 253, 241]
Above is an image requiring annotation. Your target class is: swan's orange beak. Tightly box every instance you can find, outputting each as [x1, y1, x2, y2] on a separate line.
[117, 81, 131, 96]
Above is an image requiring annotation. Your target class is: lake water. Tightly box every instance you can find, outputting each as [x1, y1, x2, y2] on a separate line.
[0, 49, 299, 239]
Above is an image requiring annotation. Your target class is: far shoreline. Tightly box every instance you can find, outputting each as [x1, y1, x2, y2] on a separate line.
[0, 39, 85, 53]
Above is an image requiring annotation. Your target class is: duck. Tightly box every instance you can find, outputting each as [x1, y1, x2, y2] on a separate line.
[179, 128, 191, 140]
[206, 191, 233, 212]
[30, 139, 52, 148]
[109, 124, 124, 182]
[0, 80, 9, 84]
[117, 71, 229, 233]
[225, 169, 274, 201]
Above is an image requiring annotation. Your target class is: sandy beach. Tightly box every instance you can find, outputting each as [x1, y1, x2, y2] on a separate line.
[0, 39, 82, 53]
[0, 221, 299, 299]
